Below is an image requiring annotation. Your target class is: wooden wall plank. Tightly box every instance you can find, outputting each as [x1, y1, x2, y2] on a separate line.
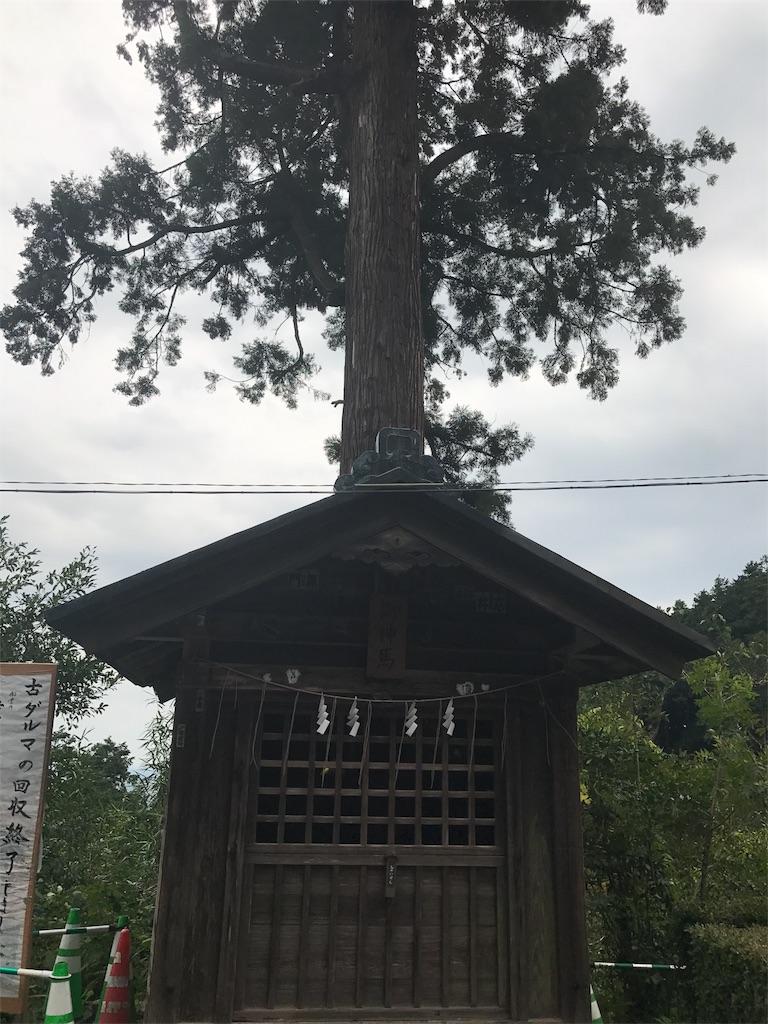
[496, 864, 506, 1011]
[440, 866, 450, 1007]
[469, 867, 478, 1007]
[297, 864, 312, 1008]
[355, 865, 367, 1007]
[266, 864, 284, 1009]
[413, 864, 423, 1008]
[383, 896, 394, 1009]
[214, 696, 254, 1021]
[327, 865, 340, 1007]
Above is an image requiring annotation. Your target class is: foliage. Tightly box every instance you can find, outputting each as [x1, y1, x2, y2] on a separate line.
[26, 708, 172, 1021]
[670, 556, 768, 645]
[579, 705, 681, 1022]
[0, 516, 116, 723]
[580, 559, 767, 1022]
[660, 558, 767, 753]
[688, 924, 768, 1024]
[0, 0, 734, 505]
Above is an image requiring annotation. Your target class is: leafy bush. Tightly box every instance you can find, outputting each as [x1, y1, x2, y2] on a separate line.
[689, 924, 768, 1023]
[25, 712, 171, 1022]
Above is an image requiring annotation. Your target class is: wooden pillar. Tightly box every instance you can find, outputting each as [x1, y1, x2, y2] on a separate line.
[519, 699, 559, 1021]
[549, 691, 590, 1024]
[145, 646, 250, 1021]
[514, 687, 590, 1024]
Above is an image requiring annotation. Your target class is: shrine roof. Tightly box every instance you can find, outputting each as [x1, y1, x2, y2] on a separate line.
[45, 488, 714, 696]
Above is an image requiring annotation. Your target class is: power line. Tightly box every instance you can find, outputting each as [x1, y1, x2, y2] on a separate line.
[1, 472, 764, 488]
[0, 475, 765, 495]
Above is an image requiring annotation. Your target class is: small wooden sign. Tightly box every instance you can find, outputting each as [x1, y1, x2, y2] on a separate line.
[366, 595, 407, 679]
[384, 856, 398, 898]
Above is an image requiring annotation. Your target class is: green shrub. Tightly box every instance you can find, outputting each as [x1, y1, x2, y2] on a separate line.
[689, 924, 768, 1023]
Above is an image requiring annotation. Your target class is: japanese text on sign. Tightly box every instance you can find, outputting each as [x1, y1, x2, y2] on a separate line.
[366, 595, 408, 679]
[0, 665, 56, 1012]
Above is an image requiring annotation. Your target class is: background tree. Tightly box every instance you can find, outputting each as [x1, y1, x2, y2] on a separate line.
[28, 716, 171, 1022]
[0, 516, 170, 1020]
[579, 557, 767, 1023]
[659, 558, 766, 752]
[1, 0, 733, 511]
[0, 516, 116, 721]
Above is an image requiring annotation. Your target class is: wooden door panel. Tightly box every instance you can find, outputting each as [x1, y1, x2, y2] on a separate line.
[235, 701, 508, 1018]
[239, 861, 505, 1013]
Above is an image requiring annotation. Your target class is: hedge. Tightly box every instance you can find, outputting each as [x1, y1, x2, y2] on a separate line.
[689, 923, 768, 1023]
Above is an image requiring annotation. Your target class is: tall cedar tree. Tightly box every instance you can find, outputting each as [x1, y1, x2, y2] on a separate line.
[1, 0, 733, 511]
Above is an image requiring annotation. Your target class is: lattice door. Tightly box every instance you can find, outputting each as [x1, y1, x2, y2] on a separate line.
[234, 697, 509, 1020]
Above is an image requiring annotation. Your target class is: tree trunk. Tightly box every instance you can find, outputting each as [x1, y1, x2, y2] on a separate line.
[340, 1, 424, 473]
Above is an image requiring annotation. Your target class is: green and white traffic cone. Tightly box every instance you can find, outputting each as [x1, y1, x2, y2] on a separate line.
[53, 908, 83, 1020]
[590, 983, 604, 1023]
[44, 961, 74, 1024]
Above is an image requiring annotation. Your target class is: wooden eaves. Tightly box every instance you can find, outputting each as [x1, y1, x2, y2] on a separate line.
[44, 488, 716, 699]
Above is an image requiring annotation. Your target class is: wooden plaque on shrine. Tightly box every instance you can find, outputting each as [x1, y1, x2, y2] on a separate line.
[366, 594, 407, 678]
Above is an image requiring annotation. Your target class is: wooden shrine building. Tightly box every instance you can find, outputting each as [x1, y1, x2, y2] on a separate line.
[46, 431, 714, 1024]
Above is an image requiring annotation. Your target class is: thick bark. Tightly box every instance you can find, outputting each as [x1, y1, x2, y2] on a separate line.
[340, 1, 424, 472]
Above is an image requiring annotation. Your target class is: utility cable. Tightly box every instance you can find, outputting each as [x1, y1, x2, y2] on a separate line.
[0, 476, 765, 495]
[1, 472, 764, 489]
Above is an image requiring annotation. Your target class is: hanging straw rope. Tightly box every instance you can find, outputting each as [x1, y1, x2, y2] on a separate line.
[469, 694, 478, 772]
[322, 697, 337, 786]
[431, 698, 443, 789]
[209, 661, 565, 704]
[358, 700, 373, 791]
[394, 699, 408, 786]
[281, 691, 300, 781]
[209, 671, 230, 757]
[251, 680, 267, 766]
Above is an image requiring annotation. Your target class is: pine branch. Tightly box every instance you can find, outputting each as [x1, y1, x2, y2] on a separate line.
[83, 213, 266, 259]
[424, 221, 607, 261]
[173, 1, 353, 94]
[423, 133, 639, 182]
[274, 147, 345, 306]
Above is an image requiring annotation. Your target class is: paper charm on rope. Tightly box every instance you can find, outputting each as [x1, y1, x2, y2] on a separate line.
[442, 698, 455, 736]
[317, 695, 331, 735]
[347, 698, 360, 737]
[405, 701, 418, 736]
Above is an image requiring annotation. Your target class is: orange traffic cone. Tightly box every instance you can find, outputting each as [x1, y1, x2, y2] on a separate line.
[95, 927, 131, 1023]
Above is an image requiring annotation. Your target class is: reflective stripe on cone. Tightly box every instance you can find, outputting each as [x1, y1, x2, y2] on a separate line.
[96, 928, 132, 1024]
[53, 908, 83, 1021]
[44, 962, 74, 1024]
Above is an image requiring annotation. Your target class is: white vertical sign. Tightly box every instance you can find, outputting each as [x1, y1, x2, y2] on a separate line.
[0, 664, 57, 1016]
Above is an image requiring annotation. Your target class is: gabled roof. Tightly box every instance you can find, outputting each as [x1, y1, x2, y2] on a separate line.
[45, 489, 715, 694]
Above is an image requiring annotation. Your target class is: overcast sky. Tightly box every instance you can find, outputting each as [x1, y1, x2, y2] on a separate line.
[1, 1, 766, 756]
